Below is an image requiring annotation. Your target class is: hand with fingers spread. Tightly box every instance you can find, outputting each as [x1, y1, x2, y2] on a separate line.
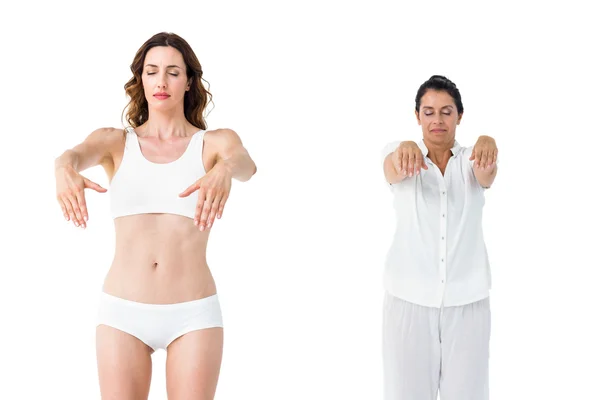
[393, 141, 429, 178]
[179, 162, 232, 231]
[469, 135, 498, 170]
[55, 165, 107, 229]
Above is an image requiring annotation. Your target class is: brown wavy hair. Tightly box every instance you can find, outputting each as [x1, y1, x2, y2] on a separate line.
[122, 32, 213, 130]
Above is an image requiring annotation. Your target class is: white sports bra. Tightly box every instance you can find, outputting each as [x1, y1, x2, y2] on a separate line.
[110, 126, 207, 220]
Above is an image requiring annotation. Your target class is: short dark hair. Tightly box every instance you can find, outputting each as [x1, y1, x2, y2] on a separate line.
[415, 75, 463, 115]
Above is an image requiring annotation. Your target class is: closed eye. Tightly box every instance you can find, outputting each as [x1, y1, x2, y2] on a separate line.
[425, 112, 451, 116]
[146, 73, 179, 76]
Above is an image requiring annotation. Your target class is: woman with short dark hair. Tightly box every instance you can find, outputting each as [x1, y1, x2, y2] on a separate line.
[381, 75, 498, 399]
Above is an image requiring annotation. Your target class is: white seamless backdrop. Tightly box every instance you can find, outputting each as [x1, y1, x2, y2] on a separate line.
[1, 1, 598, 399]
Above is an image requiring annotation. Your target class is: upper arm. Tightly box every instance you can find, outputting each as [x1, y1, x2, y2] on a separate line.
[69, 127, 123, 172]
[212, 128, 247, 161]
[203, 128, 253, 169]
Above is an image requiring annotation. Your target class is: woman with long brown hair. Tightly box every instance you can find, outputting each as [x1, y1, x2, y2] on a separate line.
[54, 32, 256, 399]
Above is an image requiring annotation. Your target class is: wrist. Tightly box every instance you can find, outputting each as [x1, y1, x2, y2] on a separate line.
[55, 151, 78, 173]
[54, 162, 74, 175]
[218, 157, 234, 177]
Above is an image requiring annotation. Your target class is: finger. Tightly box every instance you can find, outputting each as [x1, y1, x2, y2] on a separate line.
[194, 187, 207, 227]
[486, 150, 494, 168]
[473, 148, 482, 168]
[407, 151, 415, 177]
[493, 149, 498, 165]
[64, 195, 79, 227]
[57, 197, 69, 221]
[180, 183, 199, 198]
[392, 150, 402, 174]
[488, 149, 496, 166]
[83, 178, 107, 193]
[75, 191, 88, 227]
[70, 192, 85, 228]
[67, 193, 83, 227]
[62, 196, 75, 222]
[217, 194, 229, 219]
[207, 193, 222, 228]
[416, 155, 427, 172]
[412, 151, 420, 176]
[199, 198, 213, 231]
[480, 152, 489, 170]
[69, 190, 85, 227]
[400, 149, 409, 175]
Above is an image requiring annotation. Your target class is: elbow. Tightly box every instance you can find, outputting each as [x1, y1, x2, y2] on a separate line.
[243, 162, 257, 182]
[236, 160, 257, 182]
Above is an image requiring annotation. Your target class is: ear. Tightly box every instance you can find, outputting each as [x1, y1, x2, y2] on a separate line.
[186, 78, 192, 91]
[457, 113, 463, 125]
[415, 109, 421, 125]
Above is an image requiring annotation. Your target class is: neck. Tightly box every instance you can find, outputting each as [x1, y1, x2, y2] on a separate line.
[423, 138, 453, 165]
[142, 106, 191, 139]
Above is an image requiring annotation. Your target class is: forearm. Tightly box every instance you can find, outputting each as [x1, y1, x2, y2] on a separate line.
[219, 151, 256, 182]
[54, 150, 80, 173]
[473, 164, 498, 188]
[471, 135, 499, 188]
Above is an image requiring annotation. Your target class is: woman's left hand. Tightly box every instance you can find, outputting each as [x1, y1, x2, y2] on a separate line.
[469, 135, 498, 170]
[179, 162, 232, 231]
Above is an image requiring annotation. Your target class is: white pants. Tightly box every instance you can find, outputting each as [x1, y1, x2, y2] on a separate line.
[382, 292, 491, 400]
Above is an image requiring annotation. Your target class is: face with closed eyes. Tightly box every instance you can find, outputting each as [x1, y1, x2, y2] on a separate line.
[415, 89, 462, 148]
[141, 45, 191, 111]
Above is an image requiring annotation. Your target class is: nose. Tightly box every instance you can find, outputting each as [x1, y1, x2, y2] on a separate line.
[156, 74, 167, 89]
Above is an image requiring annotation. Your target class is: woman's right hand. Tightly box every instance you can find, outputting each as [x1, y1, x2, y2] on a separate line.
[55, 165, 107, 228]
[392, 141, 428, 177]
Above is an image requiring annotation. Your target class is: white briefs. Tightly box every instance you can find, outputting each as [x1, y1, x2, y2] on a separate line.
[96, 291, 223, 351]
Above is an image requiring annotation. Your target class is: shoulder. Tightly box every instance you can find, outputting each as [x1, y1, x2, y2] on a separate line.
[86, 127, 126, 144]
[84, 128, 126, 162]
[204, 128, 242, 146]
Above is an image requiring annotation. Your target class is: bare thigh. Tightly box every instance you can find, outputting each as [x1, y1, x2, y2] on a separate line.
[166, 327, 224, 400]
[96, 325, 153, 400]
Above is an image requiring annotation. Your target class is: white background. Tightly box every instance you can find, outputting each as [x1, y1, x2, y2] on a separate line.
[1, 0, 598, 399]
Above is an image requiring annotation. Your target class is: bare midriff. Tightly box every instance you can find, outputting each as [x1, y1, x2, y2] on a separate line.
[102, 213, 216, 304]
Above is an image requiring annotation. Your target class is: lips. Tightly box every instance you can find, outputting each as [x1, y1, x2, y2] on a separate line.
[154, 93, 170, 99]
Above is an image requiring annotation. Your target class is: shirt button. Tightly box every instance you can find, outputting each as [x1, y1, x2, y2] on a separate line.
[442, 280, 445, 283]
[442, 236, 445, 240]
[442, 191, 446, 195]
[442, 214, 445, 217]
[441, 258, 444, 262]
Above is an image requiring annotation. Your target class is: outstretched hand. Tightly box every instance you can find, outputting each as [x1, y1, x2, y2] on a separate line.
[55, 165, 107, 229]
[393, 141, 428, 177]
[179, 162, 232, 231]
[470, 135, 498, 170]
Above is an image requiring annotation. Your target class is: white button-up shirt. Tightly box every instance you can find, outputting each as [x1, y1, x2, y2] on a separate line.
[381, 139, 491, 307]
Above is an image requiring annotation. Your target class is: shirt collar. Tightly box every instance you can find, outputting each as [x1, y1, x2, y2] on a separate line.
[419, 139, 462, 160]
